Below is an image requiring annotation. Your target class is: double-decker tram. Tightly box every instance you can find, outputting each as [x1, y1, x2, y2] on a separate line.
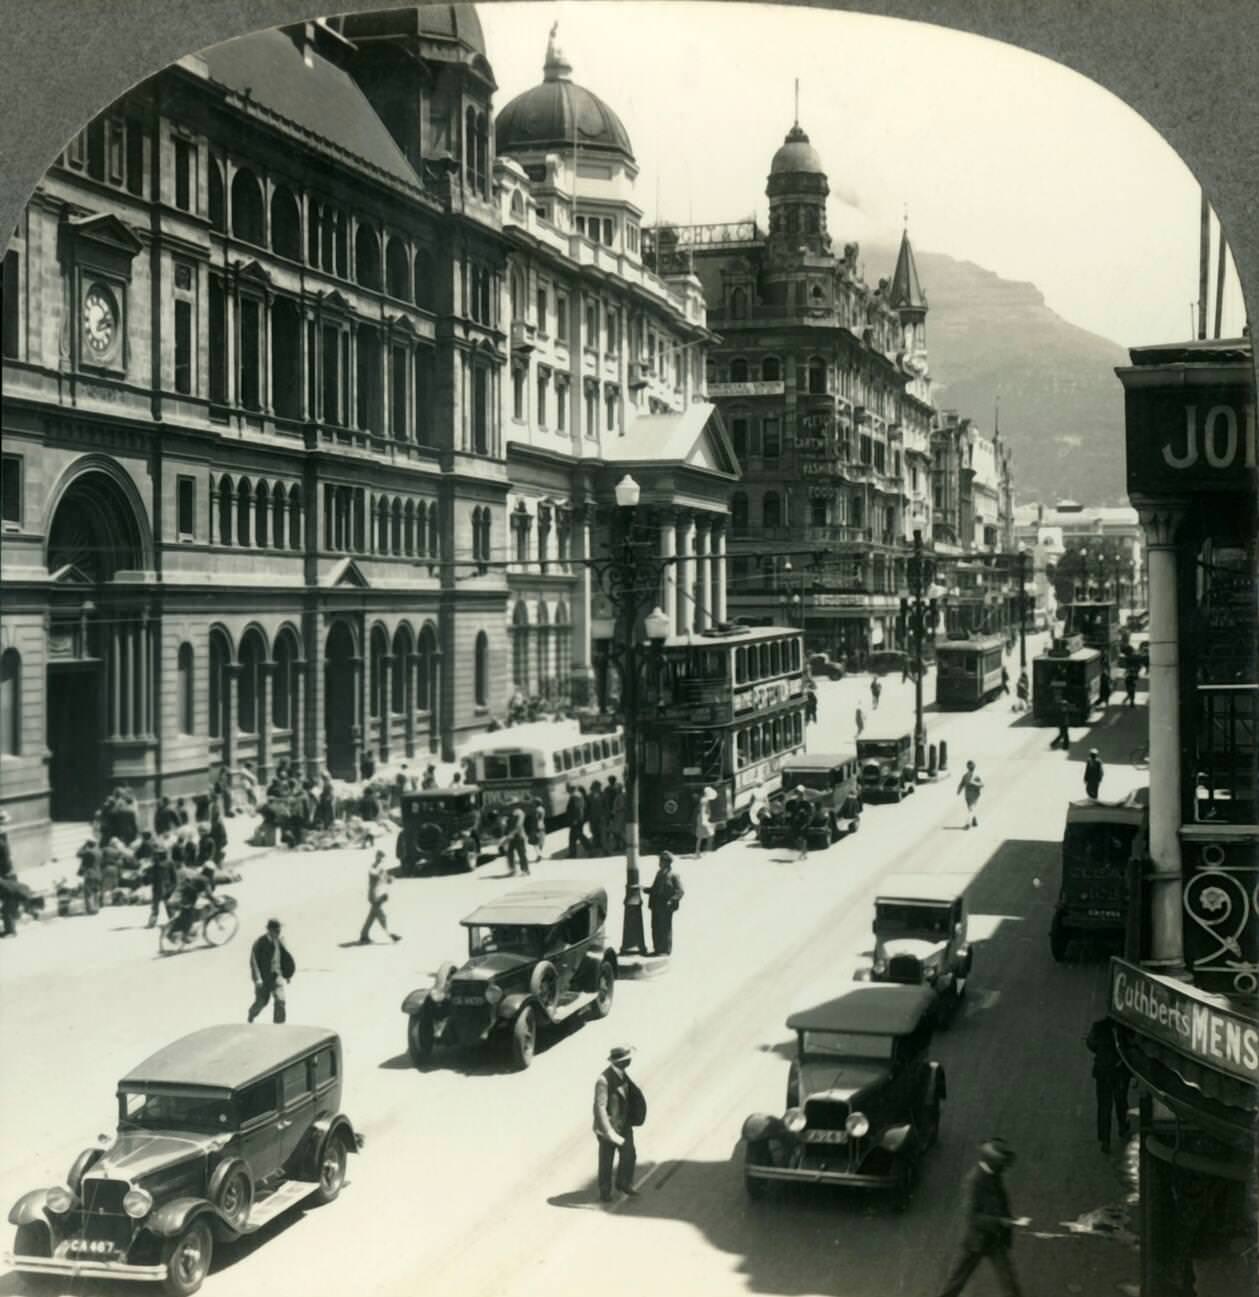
[1033, 635, 1103, 724]
[1060, 600, 1122, 664]
[934, 634, 1006, 708]
[639, 626, 807, 843]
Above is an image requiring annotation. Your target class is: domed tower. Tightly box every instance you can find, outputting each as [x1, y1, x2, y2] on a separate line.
[766, 119, 831, 257]
[495, 25, 640, 248]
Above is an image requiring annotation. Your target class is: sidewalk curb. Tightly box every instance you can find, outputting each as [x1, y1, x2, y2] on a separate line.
[616, 954, 671, 979]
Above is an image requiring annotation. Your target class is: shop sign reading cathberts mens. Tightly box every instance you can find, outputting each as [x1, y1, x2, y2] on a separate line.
[1109, 957, 1259, 1083]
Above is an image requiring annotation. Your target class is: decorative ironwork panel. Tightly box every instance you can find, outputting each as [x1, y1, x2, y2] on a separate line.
[1183, 837, 1259, 996]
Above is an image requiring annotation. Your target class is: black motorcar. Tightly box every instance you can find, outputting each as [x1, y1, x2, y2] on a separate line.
[7, 1025, 361, 1297]
[759, 754, 862, 848]
[742, 985, 945, 1208]
[397, 787, 493, 873]
[400, 883, 616, 1070]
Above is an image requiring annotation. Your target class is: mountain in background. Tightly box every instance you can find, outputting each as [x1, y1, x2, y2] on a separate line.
[868, 244, 1131, 505]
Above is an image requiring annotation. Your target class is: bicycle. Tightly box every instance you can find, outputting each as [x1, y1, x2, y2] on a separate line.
[159, 894, 239, 954]
[1130, 743, 1150, 770]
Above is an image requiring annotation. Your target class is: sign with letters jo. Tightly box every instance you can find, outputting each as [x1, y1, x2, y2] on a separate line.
[1124, 384, 1256, 495]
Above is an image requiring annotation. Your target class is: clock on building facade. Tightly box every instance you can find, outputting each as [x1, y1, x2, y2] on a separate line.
[81, 279, 122, 365]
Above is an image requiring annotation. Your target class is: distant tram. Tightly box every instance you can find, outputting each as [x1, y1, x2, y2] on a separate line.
[934, 634, 1006, 709]
[639, 625, 807, 843]
[1033, 636, 1103, 724]
[1060, 600, 1122, 664]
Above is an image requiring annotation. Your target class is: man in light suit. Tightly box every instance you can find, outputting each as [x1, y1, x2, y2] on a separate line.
[592, 1045, 645, 1203]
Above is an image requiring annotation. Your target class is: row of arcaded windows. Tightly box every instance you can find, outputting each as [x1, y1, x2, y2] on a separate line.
[212, 475, 304, 551]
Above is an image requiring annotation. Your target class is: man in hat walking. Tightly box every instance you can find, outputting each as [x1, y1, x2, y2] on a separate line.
[247, 918, 295, 1024]
[935, 1138, 1026, 1296]
[593, 1045, 646, 1203]
[1085, 1016, 1131, 1153]
[1084, 749, 1105, 800]
[957, 761, 984, 829]
[647, 853, 684, 956]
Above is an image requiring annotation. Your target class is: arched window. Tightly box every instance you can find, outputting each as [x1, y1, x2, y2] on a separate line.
[763, 491, 781, 530]
[510, 191, 525, 220]
[355, 223, 381, 290]
[554, 601, 572, 697]
[512, 601, 529, 689]
[809, 357, 827, 395]
[288, 484, 302, 550]
[404, 500, 415, 556]
[729, 287, 748, 319]
[217, 474, 234, 546]
[417, 624, 437, 711]
[369, 626, 388, 720]
[273, 633, 295, 729]
[762, 356, 781, 382]
[270, 185, 301, 259]
[391, 498, 403, 555]
[731, 492, 749, 536]
[208, 631, 230, 740]
[415, 501, 427, 557]
[0, 648, 20, 754]
[230, 168, 264, 244]
[176, 643, 195, 735]
[428, 504, 440, 560]
[413, 248, 433, 309]
[474, 631, 490, 706]
[255, 480, 269, 549]
[272, 484, 286, 551]
[237, 631, 264, 733]
[208, 158, 225, 230]
[391, 625, 410, 714]
[729, 357, 748, 382]
[236, 478, 252, 547]
[385, 237, 410, 300]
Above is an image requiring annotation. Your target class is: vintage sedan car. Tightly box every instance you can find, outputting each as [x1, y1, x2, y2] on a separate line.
[865, 874, 974, 1025]
[856, 729, 917, 803]
[742, 985, 945, 1208]
[7, 1025, 361, 1297]
[397, 786, 491, 873]
[807, 652, 846, 681]
[759, 754, 862, 848]
[401, 883, 616, 1071]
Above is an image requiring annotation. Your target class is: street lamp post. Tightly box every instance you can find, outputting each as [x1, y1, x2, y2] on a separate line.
[591, 474, 672, 958]
[907, 528, 931, 770]
[1018, 546, 1029, 670]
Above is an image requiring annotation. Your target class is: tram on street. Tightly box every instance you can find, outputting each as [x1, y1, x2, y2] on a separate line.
[1033, 636, 1103, 724]
[462, 720, 625, 826]
[934, 634, 1006, 708]
[1061, 600, 1122, 664]
[638, 625, 808, 844]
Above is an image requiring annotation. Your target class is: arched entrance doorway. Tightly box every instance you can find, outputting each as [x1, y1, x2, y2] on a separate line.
[45, 470, 147, 821]
[324, 621, 358, 779]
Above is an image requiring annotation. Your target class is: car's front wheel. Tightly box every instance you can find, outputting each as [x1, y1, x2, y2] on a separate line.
[314, 1134, 347, 1206]
[209, 1160, 253, 1231]
[407, 1009, 435, 1067]
[161, 1218, 214, 1297]
[511, 1005, 536, 1070]
[590, 960, 615, 1019]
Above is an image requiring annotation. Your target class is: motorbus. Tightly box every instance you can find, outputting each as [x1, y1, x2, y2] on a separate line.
[1061, 600, 1122, 664]
[460, 720, 625, 826]
[638, 625, 807, 843]
[934, 634, 1006, 709]
[1032, 636, 1103, 724]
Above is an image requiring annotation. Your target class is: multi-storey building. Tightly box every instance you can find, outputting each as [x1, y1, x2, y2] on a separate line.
[0, 9, 734, 867]
[1013, 500, 1145, 614]
[656, 120, 937, 663]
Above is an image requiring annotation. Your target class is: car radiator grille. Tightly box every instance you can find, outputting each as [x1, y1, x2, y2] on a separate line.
[804, 1098, 850, 1131]
[887, 954, 924, 983]
[71, 1179, 134, 1251]
[80, 1179, 129, 1215]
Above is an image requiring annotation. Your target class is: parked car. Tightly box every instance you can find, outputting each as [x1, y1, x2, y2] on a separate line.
[401, 883, 616, 1071]
[759, 753, 862, 848]
[856, 729, 917, 802]
[807, 652, 846, 681]
[1051, 788, 1147, 961]
[7, 1025, 361, 1297]
[867, 650, 909, 675]
[397, 786, 495, 873]
[742, 985, 946, 1208]
[865, 874, 973, 1025]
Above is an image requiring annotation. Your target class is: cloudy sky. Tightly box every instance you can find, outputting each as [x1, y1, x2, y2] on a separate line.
[480, 1, 1244, 348]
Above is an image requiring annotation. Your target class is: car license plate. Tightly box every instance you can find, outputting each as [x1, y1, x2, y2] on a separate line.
[452, 995, 483, 1006]
[804, 1129, 848, 1144]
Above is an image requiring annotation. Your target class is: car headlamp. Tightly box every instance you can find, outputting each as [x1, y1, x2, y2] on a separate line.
[46, 1186, 74, 1213]
[845, 1112, 870, 1139]
[483, 984, 504, 1006]
[429, 980, 448, 1003]
[122, 1188, 153, 1219]
[783, 1107, 807, 1134]
[873, 958, 887, 975]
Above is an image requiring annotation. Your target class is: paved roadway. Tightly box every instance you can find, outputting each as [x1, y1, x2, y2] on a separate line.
[0, 647, 1151, 1297]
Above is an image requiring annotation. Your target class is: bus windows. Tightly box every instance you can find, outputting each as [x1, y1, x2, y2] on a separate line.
[599, 739, 611, 760]
[749, 726, 762, 760]
[792, 639, 801, 671]
[582, 743, 594, 765]
[793, 713, 803, 745]
[484, 755, 510, 781]
[771, 641, 782, 677]
[612, 736, 622, 756]
[508, 754, 534, 779]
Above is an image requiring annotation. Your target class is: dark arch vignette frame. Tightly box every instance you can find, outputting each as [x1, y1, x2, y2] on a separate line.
[0, 0, 1256, 381]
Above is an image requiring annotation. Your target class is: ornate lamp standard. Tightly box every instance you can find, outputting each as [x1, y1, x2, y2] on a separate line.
[590, 474, 673, 958]
[1017, 545, 1030, 670]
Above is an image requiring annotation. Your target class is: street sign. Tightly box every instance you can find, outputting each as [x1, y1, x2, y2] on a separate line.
[1124, 385, 1255, 495]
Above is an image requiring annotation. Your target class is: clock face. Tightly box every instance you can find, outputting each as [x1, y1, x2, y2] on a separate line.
[82, 283, 119, 356]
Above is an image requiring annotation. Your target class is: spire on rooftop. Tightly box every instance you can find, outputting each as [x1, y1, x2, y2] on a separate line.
[889, 226, 927, 312]
[543, 20, 572, 82]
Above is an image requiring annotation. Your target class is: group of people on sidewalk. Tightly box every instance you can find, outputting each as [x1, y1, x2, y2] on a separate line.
[564, 778, 627, 858]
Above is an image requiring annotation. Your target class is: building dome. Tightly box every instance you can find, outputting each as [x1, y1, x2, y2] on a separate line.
[338, 5, 486, 56]
[495, 25, 635, 163]
[769, 123, 825, 177]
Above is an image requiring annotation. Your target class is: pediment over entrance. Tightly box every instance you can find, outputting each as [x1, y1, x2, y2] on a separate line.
[64, 212, 143, 259]
[326, 557, 370, 588]
[608, 402, 740, 478]
[48, 561, 94, 585]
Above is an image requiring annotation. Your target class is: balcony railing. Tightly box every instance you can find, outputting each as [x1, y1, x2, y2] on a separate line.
[1194, 684, 1258, 825]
